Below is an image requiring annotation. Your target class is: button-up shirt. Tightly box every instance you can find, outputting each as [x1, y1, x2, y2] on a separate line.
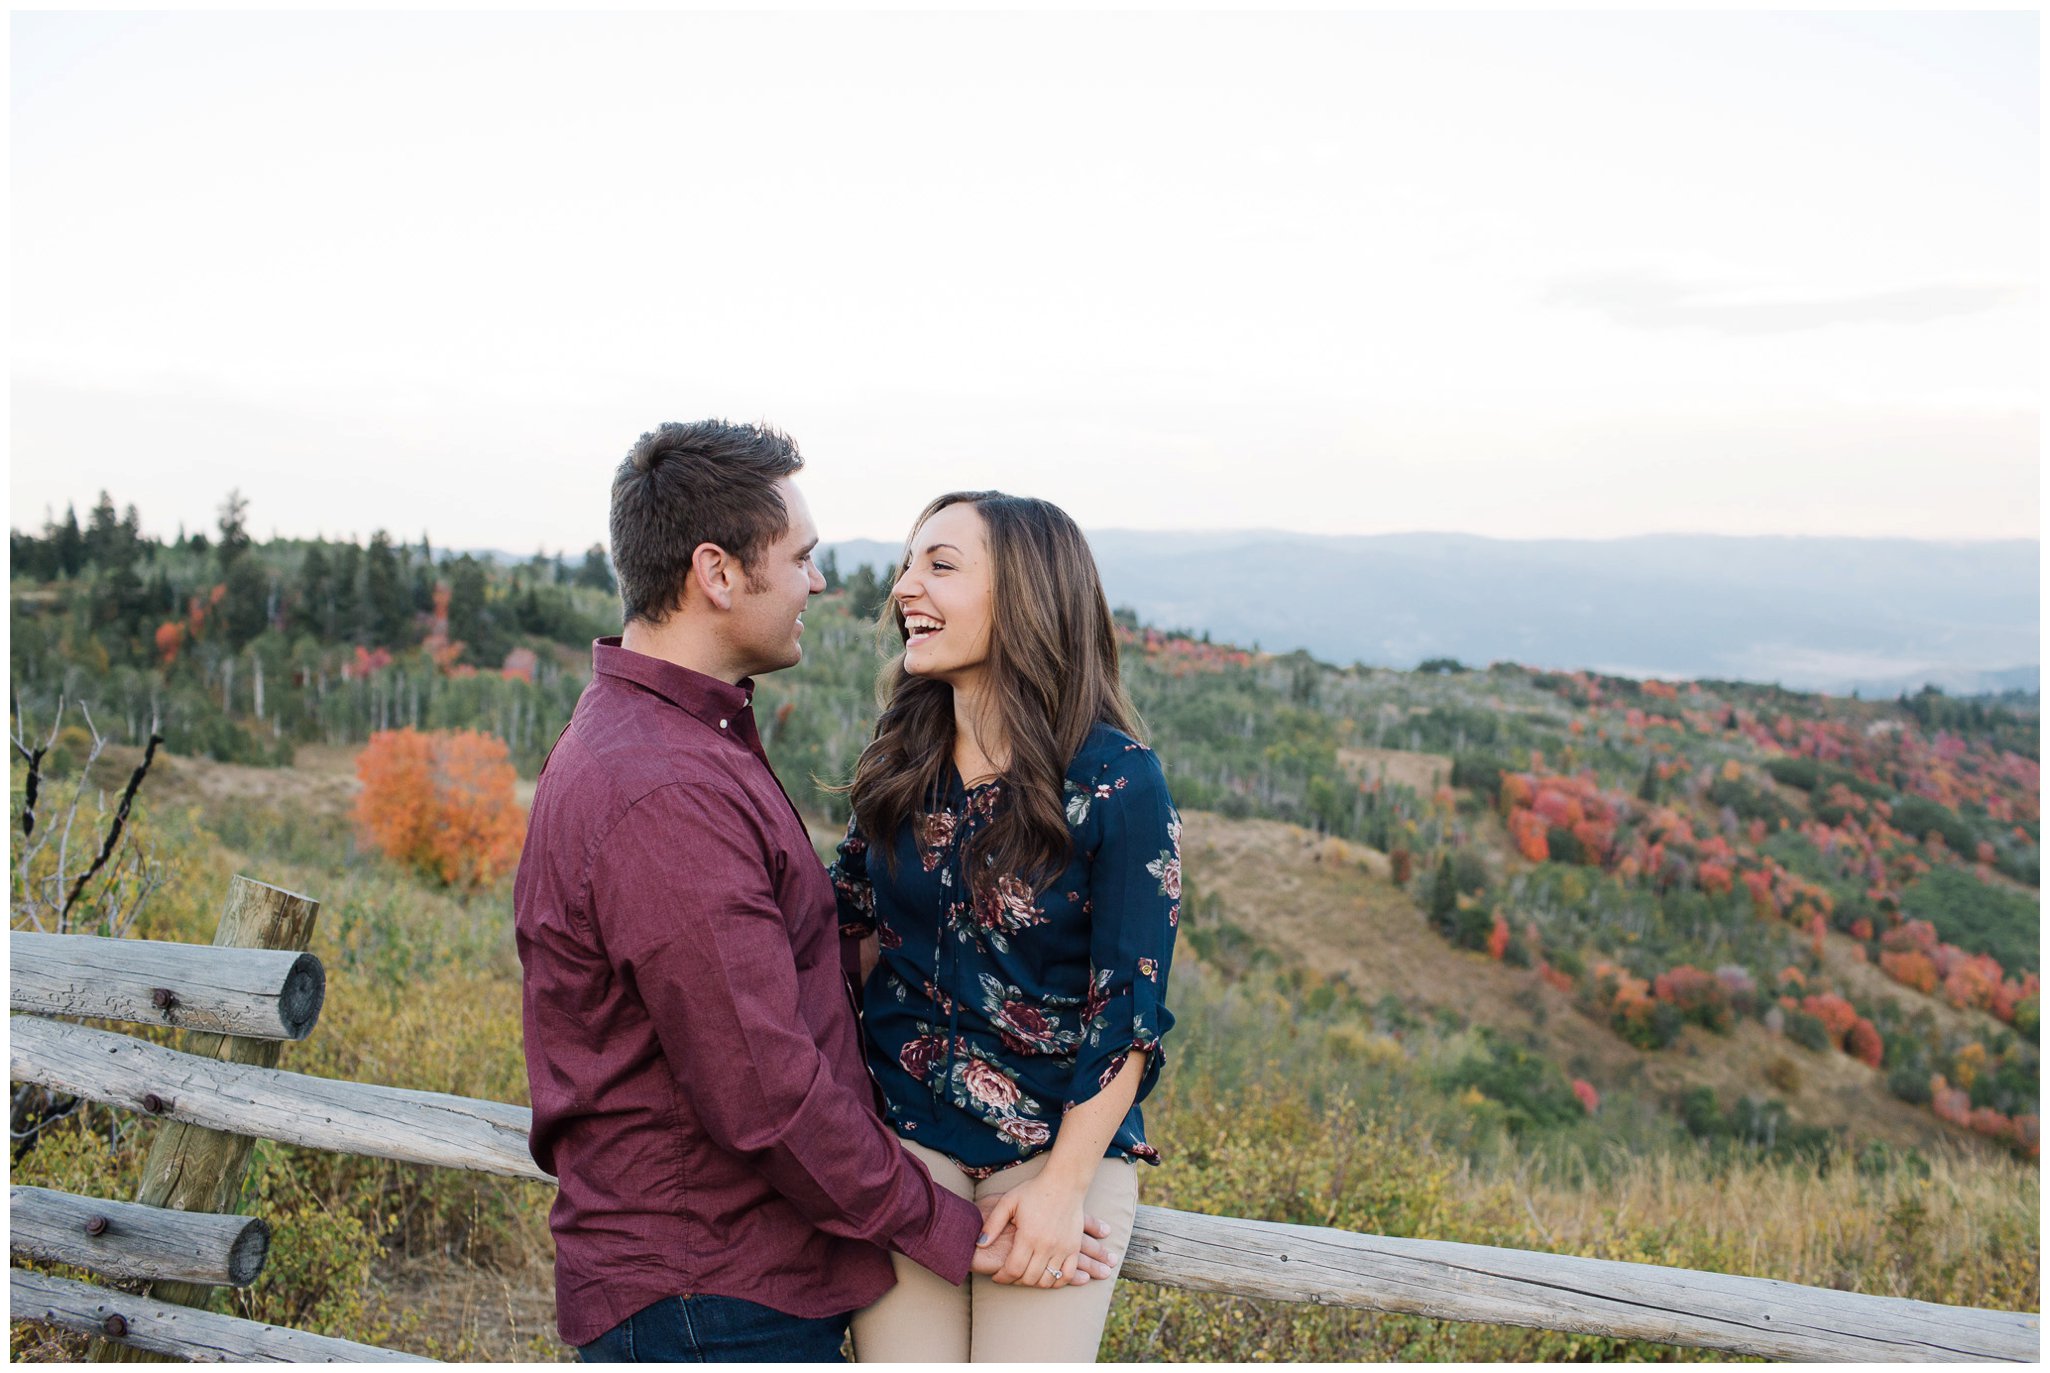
[515, 639, 982, 1348]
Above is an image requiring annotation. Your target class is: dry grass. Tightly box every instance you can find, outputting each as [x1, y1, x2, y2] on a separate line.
[1505, 1142, 2039, 1309]
[130, 742, 363, 818]
[1337, 745, 1451, 794]
[374, 1254, 565, 1362]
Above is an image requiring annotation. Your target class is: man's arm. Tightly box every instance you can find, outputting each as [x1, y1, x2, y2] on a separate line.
[594, 783, 986, 1281]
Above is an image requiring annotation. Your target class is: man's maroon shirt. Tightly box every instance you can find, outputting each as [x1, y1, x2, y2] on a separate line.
[515, 639, 982, 1347]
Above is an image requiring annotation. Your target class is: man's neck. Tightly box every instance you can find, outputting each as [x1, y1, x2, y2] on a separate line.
[621, 616, 746, 685]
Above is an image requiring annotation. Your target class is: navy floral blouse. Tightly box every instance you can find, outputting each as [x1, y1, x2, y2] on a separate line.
[831, 724, 1180, 1175]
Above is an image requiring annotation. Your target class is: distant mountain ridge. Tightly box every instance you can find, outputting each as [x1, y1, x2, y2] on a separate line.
[818, 531, 2039, 697]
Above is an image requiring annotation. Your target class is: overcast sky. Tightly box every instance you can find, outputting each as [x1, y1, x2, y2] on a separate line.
[11, 10, 2039, 553]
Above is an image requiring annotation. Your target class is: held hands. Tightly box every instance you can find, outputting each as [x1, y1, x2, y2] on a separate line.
[973, 1171, 1100, 1288]
[971, 1191, 1114, 1287]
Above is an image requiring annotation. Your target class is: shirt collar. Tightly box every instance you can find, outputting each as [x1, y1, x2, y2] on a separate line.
[592, 638, 755, 734]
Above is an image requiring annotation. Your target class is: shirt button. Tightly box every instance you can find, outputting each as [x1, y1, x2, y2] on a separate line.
[719, 719, 729, 729]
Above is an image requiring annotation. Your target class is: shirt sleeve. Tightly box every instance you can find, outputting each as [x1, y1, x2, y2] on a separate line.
[592, 783, 980, 1284]
[830, 814, 878, 937]
[1069, 745, 1180, 1111]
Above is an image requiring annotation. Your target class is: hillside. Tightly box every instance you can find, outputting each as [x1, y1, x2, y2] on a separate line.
[12, 512, 2039, 1164]
[155, 720, 2032, 1170]
[10, 514, 2042, 1358]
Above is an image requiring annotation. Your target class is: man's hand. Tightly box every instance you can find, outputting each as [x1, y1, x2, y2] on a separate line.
[971, 1196, 1117, 1285]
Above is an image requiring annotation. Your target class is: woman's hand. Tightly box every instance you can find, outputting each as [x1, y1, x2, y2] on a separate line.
[977, 1170, 1091, 1289]
[972, 1201, 1115, 1286]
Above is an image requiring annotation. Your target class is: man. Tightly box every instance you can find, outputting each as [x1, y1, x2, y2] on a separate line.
[515, 420, 1114, 1362]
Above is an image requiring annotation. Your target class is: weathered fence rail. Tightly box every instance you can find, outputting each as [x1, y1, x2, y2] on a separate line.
[9, 885, 2043, 1364]
[10, 1185, 269, 1288]
[1118, 1204, 2038, 1363]
[10, 1270, 429, 1363]
[11, 931, 324, 1042]
[10, 1016, 538, 1179]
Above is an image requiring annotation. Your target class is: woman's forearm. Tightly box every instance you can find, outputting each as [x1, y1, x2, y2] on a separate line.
[1042, 1048, 1148, 1193]
[856, 932, 879, 985]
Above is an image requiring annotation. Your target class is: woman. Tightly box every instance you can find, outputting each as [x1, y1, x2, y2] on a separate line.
[831, 492, 1180, 1363]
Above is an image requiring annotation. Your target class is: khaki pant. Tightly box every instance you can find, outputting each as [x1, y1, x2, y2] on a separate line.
[853, 1138, 1141, 1363]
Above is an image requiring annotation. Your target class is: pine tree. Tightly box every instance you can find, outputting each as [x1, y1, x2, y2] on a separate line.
[52, 503, 86, 578]
[448, 554, 491, 662]
[845, 563, 887, 619]
[1638, 757, 1659, 804]
[365, 531, 409, 645]
[299, 543, 333, 638]
[1430, 854, 1457, 931]
[333, 541, 364, 641]
[576, 544, 616, 593]
[221, 557, 271, 648]
[216, 490, 252, 569]
[86, 491, 121, 567]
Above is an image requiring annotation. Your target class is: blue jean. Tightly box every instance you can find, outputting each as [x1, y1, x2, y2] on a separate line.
[578, 1294, 850, 1363]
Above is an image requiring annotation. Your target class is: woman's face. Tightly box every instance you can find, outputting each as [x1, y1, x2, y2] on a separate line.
[893, 501, 995, 692]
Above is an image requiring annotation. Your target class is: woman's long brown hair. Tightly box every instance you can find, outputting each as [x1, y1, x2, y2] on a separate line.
[848, 491, 1142, 897]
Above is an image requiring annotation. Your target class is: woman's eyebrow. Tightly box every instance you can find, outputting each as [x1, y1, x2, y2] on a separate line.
[922, 542, 964, 557]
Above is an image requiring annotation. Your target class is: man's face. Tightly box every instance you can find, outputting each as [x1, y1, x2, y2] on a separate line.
[728, 477, 826, 679]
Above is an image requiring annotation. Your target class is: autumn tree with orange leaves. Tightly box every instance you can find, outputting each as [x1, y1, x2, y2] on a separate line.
[355, 728, 526, 889]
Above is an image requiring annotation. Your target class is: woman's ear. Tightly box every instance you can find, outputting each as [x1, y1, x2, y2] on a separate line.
[690, 542, 736, 611]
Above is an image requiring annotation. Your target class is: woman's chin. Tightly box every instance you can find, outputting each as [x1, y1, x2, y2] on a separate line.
[902, 656, 956, 686]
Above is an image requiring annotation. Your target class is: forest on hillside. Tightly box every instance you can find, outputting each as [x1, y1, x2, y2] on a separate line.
[9, 492, 2041, 1359]
[11, 491, 2041, 1155]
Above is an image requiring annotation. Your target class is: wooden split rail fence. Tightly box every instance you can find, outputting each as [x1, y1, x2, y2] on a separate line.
[8, 876, 2041, 1363]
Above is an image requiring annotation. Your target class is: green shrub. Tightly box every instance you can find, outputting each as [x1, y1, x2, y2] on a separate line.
[1887, 1064, 1934, 1105]
[1899, 867, 2038, 974]
[1784, 1010, 1831, 1053]
[1889, 797, 1980, 855]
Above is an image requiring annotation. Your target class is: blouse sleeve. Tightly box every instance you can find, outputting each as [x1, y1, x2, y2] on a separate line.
[829, 815, 878, 938]
[829, 815, 879, 999]
[1068, 745, 1180, 1111]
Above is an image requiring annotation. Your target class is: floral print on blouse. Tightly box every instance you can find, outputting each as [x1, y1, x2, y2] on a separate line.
[831, 724, 1180, 1173]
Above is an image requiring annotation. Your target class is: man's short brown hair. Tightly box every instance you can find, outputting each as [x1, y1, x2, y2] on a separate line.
[610, 420, 804, 626]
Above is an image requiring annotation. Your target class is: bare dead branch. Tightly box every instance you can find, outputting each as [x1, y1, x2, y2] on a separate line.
[62, 732, 163, 922]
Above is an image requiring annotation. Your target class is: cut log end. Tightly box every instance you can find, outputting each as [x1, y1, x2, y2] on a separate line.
[278, 954, 327, 1039]
[227, 1216, 272, 1288]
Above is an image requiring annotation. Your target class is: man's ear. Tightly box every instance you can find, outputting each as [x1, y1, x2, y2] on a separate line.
[689, 543, 736, 610]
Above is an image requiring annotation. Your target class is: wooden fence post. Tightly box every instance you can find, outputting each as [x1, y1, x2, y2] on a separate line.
[88, 875, 319, 1364]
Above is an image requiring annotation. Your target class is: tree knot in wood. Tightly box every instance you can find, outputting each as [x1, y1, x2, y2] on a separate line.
[151, 988, 177, 1010]
[84, 1215, 110, 1236]
[141, 1093, 167, 1114]
[102, 1314, 128, 1338]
